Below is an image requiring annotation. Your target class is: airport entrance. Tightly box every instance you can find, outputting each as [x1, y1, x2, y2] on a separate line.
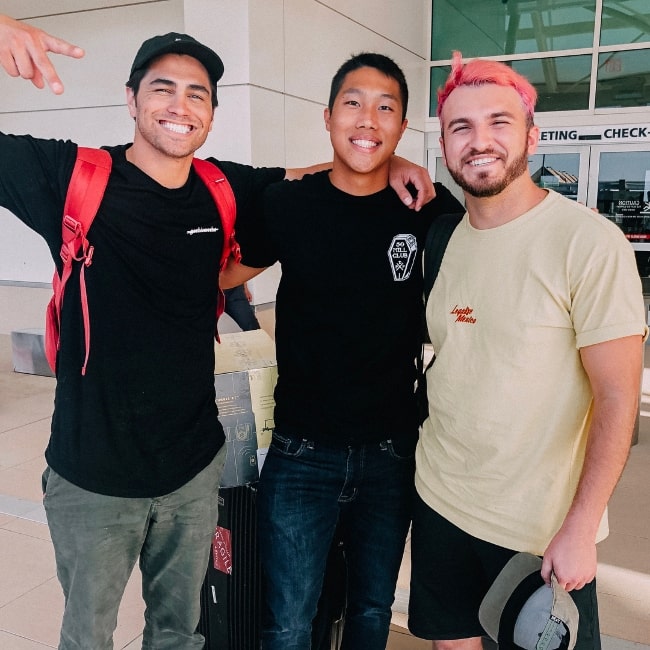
[428, 123, 650, 277]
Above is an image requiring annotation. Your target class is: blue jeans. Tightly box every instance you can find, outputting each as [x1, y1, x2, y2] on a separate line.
[223, 285, 260, 331]
[258, 431, 415, 650]
[42, 446, 226, 650]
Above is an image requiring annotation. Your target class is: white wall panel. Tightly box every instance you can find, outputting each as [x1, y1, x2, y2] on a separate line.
[0, 285, 51, 334]
[0, 2, 184, 113]
[201, 85, 253, 162]
[282, 0, 428, 130]
[0, 106, 133, 145]
[185, 0, 251, 85]
[248, 0, 285, 92]
[7, 1, 150, 19]
[284, 95, 332, 168]
[0, 212, 52, 283]
[250, 86, 286, 168]
[321, 0, 428, 58]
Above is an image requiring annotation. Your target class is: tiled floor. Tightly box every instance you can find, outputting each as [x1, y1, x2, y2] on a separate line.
[0, 332, 649, 649]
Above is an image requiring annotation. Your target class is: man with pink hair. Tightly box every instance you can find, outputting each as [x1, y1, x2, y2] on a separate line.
[409, 51, 647, 649]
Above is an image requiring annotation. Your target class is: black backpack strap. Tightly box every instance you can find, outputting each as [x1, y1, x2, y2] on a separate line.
[417, 211, 464, 424]
[423, 211, 464, 306]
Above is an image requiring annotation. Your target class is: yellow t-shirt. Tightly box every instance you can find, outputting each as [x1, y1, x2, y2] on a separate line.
[416, 190, 647, 555]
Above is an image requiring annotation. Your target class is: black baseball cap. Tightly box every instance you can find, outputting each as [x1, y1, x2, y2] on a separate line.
[130, 32, 224, 86]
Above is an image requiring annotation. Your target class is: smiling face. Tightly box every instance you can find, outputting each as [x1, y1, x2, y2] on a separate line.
[439, 84, 538, 198]
[127, 53, 214, 164]
[324, 66, 407, 195]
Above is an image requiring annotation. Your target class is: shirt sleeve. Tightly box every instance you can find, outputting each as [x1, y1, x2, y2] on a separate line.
[237, 181, 283, 268]
[208, 159, 283, 268]
[572, 221, 647, 348]
[432, 182, 465, 215]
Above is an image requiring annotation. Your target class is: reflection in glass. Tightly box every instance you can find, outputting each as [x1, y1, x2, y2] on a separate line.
[528, 153, 580, 201]
[431, 0, 596, 60]
[601, 0, 650, 47]
[514, 56, 592, 112]
[597, 152, 650, 243]
[596, 49, 650, 108]
[429, 66, 451, 117]
[430, 56, 592, 117]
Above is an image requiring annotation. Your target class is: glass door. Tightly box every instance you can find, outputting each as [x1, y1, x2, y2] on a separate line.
[588, 145, 650, 278]
[528, 147, 590, 204]
[427, 145, 591, 206]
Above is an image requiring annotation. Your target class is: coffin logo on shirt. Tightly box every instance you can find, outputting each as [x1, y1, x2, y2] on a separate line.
[388, 234, 417, 281]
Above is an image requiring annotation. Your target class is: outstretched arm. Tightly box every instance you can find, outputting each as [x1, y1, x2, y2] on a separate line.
[220, 259, 267, 290]
[285, 155, 435, 210]
[0, 14, 84, 94]
[541, 334, 643, 591]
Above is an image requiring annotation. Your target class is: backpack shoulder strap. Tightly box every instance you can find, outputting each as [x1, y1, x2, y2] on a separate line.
[416, 211, 464, 416]
[423, 211, 464, 305]
[45, 147, 112, 375]
[62, 147, 113, 238]
[191, 158, 240, 341]
[192, 158, 239, 269]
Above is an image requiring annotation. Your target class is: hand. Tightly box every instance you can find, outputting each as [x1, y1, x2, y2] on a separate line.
[0, 14, 84, 94]
[388, 155, 436, 211]
[541, 526, 597, 592]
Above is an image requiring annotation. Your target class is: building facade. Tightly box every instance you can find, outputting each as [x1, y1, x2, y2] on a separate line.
[1, 0, 648, 332]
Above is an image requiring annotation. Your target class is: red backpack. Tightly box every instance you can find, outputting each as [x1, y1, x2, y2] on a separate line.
[45, 147, 239, 375]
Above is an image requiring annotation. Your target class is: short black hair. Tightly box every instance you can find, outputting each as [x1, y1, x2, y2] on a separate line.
[125, 57, 219, 109]
[328, 52, 408, 120]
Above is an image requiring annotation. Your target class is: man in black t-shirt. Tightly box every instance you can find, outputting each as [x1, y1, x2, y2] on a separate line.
[0, 15, 438, 650]
[222, 53, 463, 650]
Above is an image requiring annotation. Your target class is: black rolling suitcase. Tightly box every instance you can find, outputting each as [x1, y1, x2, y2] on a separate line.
[199, 484, 261, 650]
[198, 484, 346, 650]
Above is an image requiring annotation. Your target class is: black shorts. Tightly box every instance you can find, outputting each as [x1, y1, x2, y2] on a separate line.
[408, 493, 601, 648]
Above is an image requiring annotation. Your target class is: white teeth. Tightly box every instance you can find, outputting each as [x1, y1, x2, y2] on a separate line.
[470, 157, 496, 166]
[352, 139, 378, 149]
[161, 121, 192, 134]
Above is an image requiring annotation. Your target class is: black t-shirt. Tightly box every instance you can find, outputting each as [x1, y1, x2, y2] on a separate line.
[238, 171, 463, 446]
[0, 133, 284, 496]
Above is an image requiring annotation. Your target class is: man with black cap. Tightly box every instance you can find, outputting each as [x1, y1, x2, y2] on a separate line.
[0, 14, 435, 650]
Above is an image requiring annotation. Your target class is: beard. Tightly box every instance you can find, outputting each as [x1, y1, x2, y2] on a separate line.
[447, 144, 530, 198]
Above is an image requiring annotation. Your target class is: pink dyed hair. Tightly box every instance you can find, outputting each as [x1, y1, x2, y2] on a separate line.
[437, 51, 537, 126]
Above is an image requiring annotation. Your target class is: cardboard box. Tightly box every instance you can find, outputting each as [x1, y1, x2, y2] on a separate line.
[10, 328, 55, 378]
[214, 330, 277, 487]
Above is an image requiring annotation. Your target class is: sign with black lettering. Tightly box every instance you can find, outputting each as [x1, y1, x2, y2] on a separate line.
[539, 124, 650, 145]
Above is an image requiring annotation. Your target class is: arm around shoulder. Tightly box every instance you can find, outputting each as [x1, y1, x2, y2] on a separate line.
[220, 259, 267, 290]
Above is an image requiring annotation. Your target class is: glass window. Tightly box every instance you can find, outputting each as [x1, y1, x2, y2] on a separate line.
[429, 66, 451, 117]
[430, 56, 592, 116]
[431, 0, 596, 60]
[600, 1, 650, 47]
[597, 151, 650, 244]
[596, 49, 650, 108]
[528, 153, 581, 200]
[515, 56, 592, 112]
